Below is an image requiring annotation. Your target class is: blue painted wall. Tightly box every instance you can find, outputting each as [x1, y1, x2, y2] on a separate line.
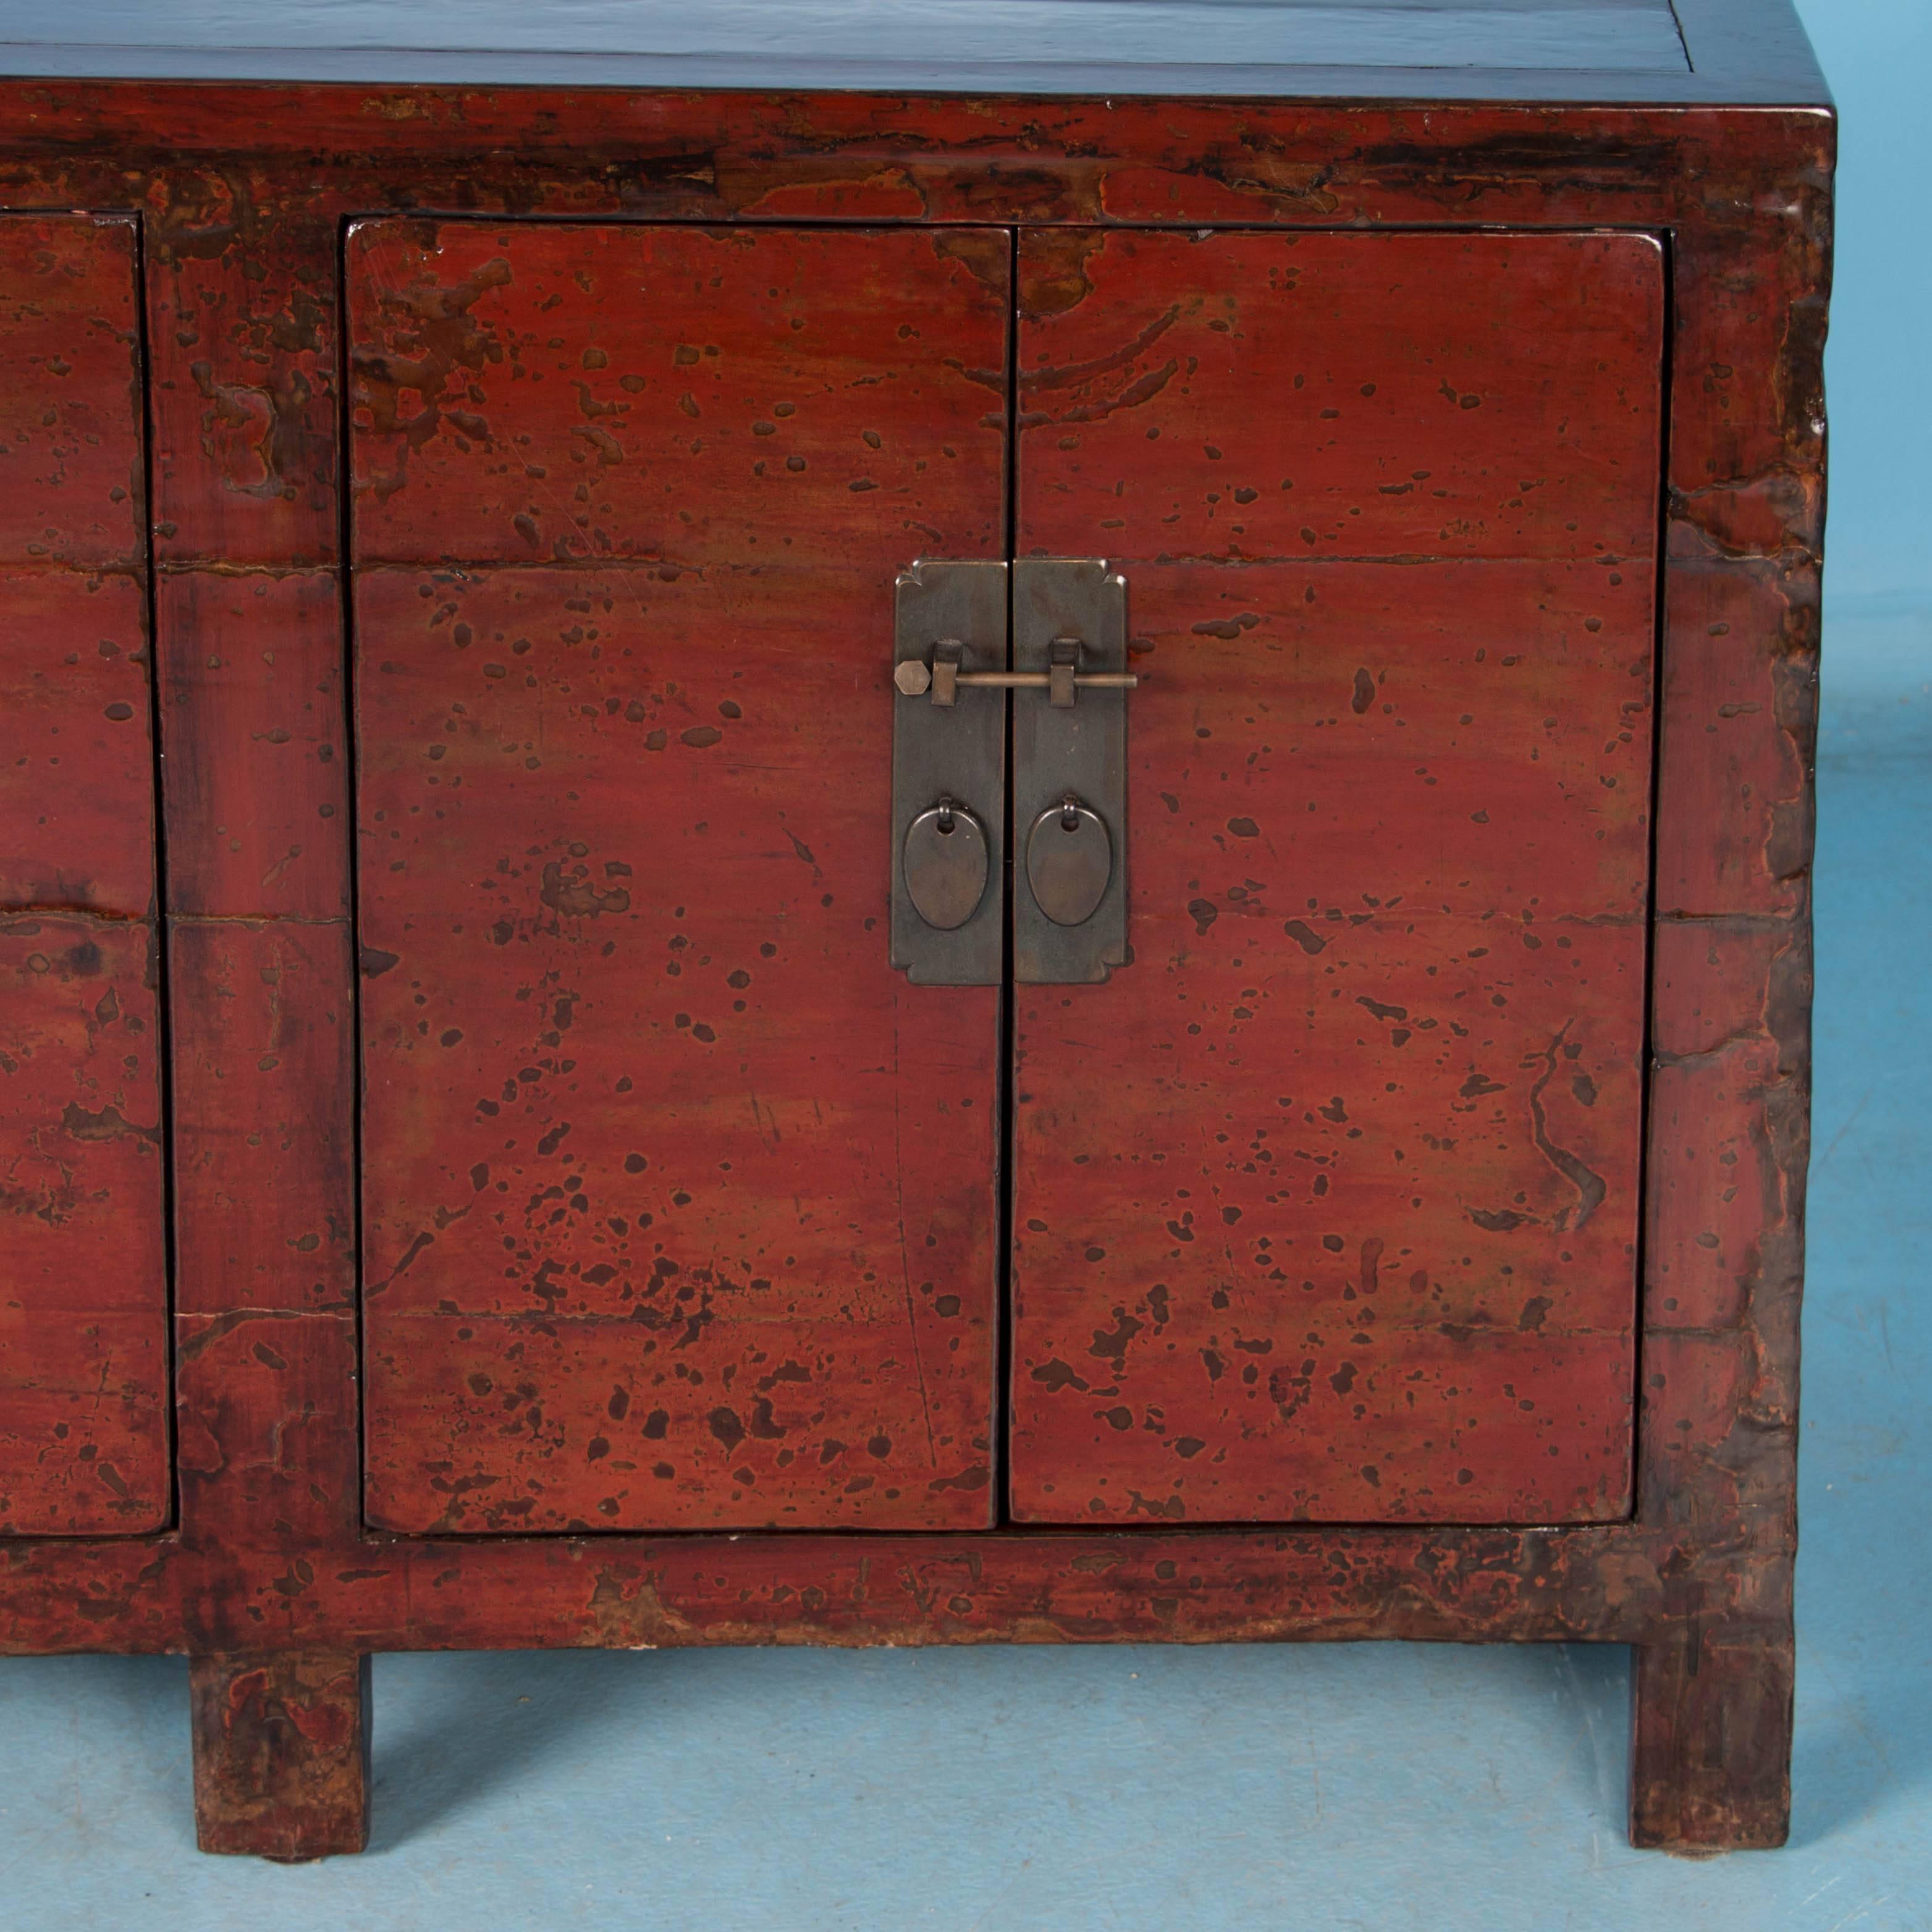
[1795, 0, 1932, 609]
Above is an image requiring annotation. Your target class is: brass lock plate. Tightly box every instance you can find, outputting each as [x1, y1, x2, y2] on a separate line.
[889, 559, 1008, 985]
[1012, 558, 1130, 984]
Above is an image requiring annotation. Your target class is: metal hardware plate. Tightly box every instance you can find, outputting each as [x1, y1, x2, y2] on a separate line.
[890, 559, 1008, 985]
[1012, 558, 1131, 983]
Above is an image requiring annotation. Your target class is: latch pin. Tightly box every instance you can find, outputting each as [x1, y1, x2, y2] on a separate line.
[895, 635, 1139, 709]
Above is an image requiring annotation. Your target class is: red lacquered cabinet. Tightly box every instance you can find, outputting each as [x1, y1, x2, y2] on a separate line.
[0, 0, 1831, 1860]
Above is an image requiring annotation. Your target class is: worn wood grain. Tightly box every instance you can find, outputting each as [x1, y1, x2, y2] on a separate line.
[147, 209, 339, 570]
[191, 1649, 371, 1858]
[0, 567, 156, 914]
[155, 571, 349, 921]
[167, 919, 356, 1327]
[1629, 154, 1824, 1846]
[347, 219, 1010, 568]
[1010, 229, 1662, 1524]
[1016, 229, 1665, 565]
[0, 214, 145, 570]
[1632, 1631, 1795, 1850]
[349, 221, 1010, 1530]
[1653, 558, 1817, 921]
[0, 212, 170, 1538]
[0, 1515, 1797, 1658]
[0, 915, 170, 1533]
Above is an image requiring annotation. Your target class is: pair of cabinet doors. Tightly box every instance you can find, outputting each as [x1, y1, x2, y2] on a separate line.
[1, 214, 1664, 1543]
[352, 214, 1662, 1537]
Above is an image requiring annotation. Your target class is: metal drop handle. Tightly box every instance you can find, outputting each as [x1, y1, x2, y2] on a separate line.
[902, 794, 990, 932]
[1026, 793, 1113, 928]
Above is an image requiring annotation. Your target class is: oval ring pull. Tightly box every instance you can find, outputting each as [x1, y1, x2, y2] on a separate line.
[903, 795, 990, 932]
[1026, 793, 1112, 928]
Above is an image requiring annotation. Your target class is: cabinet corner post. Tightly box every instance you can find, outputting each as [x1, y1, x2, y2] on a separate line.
[1629, 1627, 1793, 1852]
[190, 1650, 373, 1859]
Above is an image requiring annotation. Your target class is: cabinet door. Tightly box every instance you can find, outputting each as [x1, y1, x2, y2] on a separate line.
[1008, 230, 1662, 1524]
[0, 214, 170, 1534]
[350, 221, 1009, 1532]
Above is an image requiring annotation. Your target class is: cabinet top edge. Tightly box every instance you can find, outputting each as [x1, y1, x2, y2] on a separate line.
[0, 0, 1830, 109]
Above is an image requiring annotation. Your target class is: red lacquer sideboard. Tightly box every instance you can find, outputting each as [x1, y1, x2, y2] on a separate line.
[0, 0, 1830, 1858]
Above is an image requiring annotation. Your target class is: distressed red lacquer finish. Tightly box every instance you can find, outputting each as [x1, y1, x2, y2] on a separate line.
[1008, 230, 1663, 1522]
[0, 216, 145, 568]
[0, 78, 1828, 1859]
[0, 570, 155, 911]
[0, 214, 169, 1535]
[0, 916, 169, 1532]
[348, 221, 1010, 1530]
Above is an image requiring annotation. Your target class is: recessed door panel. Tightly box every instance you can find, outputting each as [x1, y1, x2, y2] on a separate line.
[0, 215, 170, 1535]
[349, 221, 1009, 1532]
[1008, 230, 1663, 1524]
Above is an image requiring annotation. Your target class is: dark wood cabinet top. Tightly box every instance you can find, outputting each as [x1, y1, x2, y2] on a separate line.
[1, 0, 1827, 105]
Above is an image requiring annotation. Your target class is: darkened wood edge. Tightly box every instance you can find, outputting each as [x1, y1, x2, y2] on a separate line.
[0, 57, 1829, 109]
[0, 0, 1828, 108]
[0, 1519, 1794, 1653]
[148, 179, 361, 1612]
[1630, 1621, 1795, 1850]
[1614, 61, 1824, 1850]
[154, 573, 350, 918]
[190, 1648, 371, 1858]
[1671, 0, 1828, 106]
[0, 83, 1836, 181]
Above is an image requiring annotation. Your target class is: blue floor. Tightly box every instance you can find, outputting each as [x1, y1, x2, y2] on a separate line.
[2, 605, 1928, 1928]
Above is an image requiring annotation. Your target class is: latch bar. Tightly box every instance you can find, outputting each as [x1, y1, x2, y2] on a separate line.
[893, 648, 1137, 707]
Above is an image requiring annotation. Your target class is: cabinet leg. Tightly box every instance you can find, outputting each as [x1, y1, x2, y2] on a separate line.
[1629, 1629, 1793, 1851]
[190, 1650, 373, 1858]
